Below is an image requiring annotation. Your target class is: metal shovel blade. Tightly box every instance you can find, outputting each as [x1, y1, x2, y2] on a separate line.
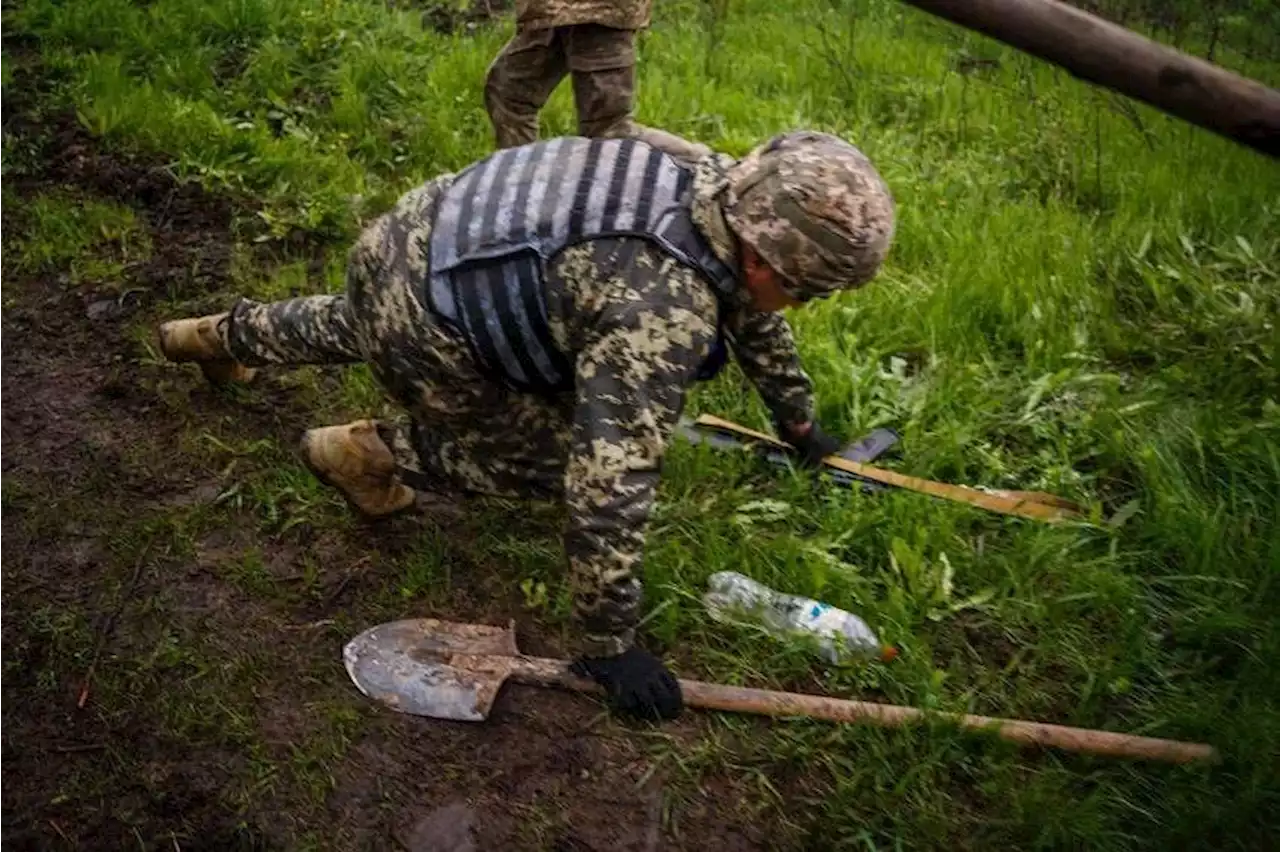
[343, 618, 523, 722]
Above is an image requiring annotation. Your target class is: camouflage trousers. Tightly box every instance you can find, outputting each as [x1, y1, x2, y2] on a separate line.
[221, 191, 573, 501]
[484, 22, 710, 162]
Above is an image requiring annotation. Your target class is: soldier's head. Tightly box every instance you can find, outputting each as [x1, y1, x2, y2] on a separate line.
[722, 130, 895, 311]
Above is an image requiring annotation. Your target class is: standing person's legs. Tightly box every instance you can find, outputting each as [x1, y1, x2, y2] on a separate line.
[565, 24, 711, 162]
[484, 25, 569, 148]
[564, 23, 637, 140]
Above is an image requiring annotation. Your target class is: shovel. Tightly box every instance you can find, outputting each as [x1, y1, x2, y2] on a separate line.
[344, 618, 1216, 765]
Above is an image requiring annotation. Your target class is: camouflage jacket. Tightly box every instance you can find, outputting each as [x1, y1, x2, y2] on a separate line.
[540, 152, 815, 656]
[514, 0, 651, 31]
[402, 152, 815, 657]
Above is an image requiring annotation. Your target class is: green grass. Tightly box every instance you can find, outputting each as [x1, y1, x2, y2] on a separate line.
[5, 0, 1280, 847]
[0, 47, 10, 88]
[5, 189, 152, 284]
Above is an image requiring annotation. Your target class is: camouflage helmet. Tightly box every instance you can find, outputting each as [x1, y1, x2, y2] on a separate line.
[722, 130, 895, 300]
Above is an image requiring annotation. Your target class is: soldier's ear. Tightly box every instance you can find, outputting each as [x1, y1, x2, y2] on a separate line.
[741, 245, 800, 312]
[740, 244, 764, 284]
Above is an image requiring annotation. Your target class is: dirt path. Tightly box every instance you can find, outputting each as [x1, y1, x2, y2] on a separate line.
[0, 109, 777, 851]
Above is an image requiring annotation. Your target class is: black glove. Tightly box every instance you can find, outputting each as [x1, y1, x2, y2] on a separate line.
[780, 420, 842, 468]
[570, 647, 683, 722]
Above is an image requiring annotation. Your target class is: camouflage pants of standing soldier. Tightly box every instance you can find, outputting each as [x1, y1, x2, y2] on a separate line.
[218, 182, 573, 502]
[484, 23, 709, 162]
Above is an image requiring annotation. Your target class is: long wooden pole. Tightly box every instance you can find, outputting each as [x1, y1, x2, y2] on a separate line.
[897, 0, 1280, 158]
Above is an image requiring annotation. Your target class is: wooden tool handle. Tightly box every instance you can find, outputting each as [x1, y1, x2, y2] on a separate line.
[504, 655, 1215, 764]
[693, 414, 1082, 524]
[677, 679, 1217, 764]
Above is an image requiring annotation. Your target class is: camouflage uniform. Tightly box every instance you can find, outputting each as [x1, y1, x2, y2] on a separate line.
[484, 0, 710, 162]
[174, 131, 894, 665]
[219, 151, 819, 657]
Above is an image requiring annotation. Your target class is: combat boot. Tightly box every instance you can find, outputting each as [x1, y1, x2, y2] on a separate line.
[300, 420, 416, 517]
[157, 313, 256, 384]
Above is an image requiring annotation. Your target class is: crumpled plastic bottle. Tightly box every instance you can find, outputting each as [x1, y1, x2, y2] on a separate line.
[703, 571, 898, 664]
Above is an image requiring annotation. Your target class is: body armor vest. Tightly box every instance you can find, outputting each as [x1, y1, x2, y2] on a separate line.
[424, 137, 736, 395]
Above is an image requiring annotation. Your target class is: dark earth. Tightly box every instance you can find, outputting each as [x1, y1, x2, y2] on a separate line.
[0, 60, 783, 852]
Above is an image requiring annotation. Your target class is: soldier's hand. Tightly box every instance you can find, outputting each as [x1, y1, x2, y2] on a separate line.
[781, 420, 842, 468]
[570, 647, 683, 722]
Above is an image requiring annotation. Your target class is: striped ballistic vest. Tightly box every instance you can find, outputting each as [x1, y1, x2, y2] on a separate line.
[424, 137, 737, 395]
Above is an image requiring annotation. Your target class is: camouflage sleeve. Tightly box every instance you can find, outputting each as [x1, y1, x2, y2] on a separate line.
[725, 308, 816, 427]
[555, 238, 719, 657]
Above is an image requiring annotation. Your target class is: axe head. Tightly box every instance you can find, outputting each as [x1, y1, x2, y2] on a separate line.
[343, 618, 523, 722]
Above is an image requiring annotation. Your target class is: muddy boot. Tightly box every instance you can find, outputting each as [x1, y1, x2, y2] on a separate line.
[157, 313, 256, 384]
[301, 420, 416, 517]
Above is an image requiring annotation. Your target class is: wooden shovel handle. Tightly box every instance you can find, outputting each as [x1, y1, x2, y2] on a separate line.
[693, 414, 1082, 524]
[504, 656, 1215, 764]
[678, 679, 1216, 764]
